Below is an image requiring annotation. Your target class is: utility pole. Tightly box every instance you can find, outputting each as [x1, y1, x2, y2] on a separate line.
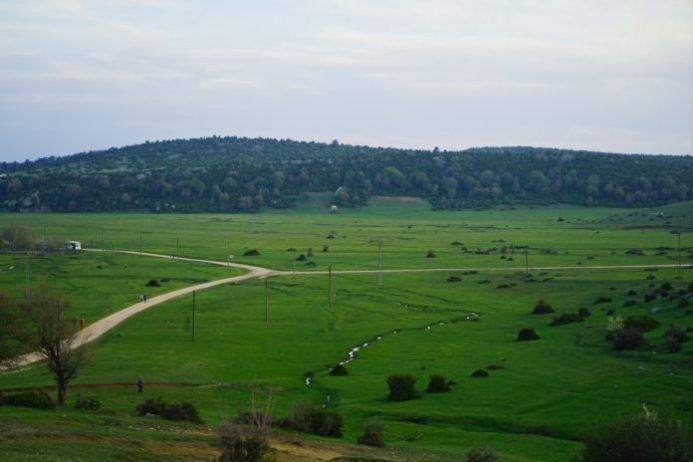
[524, 249, 529, 274]
[678, 231, 682, 274]
[24, 252, 29, 297]
[328, 265, 333, 306]
[377, 240, 383, 288]
[191, 290, 196, 341]
[264, 278, 269, 323]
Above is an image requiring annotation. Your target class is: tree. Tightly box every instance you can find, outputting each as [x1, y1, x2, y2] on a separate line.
[20, 286, 90, 405]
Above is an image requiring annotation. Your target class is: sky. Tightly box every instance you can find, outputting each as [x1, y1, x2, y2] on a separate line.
[0, 0, 692, 161]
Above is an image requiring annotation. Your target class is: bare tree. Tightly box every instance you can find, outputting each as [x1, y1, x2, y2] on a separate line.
[21, 285, 89, 405]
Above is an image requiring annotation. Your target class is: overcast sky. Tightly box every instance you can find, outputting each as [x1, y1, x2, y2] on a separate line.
[1, 0, 692, 161]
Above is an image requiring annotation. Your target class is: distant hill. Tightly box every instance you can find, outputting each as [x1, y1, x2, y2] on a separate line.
[0, 136, 691, 212]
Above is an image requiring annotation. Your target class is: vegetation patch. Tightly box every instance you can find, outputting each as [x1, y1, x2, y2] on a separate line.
[387, 374, 421, 401]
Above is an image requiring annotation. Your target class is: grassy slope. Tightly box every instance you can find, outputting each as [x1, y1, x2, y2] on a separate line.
[0, 200, 691, 461]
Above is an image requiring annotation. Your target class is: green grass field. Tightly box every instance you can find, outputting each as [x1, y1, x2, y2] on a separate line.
[0, 199, 691, 461]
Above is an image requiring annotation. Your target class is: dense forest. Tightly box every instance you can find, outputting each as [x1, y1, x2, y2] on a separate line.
[0, 136, 691, 212]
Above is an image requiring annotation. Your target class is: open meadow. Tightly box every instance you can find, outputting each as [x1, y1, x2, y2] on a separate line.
[0, 198, 691, 461]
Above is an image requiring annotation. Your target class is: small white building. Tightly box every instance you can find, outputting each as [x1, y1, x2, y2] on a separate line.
[65, 241, 81, 251]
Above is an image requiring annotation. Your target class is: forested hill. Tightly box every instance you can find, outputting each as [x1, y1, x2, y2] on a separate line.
[1, 136, 691, 213]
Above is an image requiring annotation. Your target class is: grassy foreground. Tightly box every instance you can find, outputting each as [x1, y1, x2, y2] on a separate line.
[0, 199, 691, 461]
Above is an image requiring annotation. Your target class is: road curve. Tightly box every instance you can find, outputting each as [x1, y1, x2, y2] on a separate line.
[2, 250, 274, 370]
[1, 248, 688, 371]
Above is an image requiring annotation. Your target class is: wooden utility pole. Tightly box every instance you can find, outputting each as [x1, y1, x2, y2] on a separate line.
[377, 240, 383, 288]
[678, 232, 682, 274]
[192, 290, 196, 341]
[328, 265, 333, 306]
[264, 278, 269, 323]
[524, 249, 529, 274]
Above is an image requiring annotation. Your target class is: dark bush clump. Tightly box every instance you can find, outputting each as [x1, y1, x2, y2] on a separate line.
[609, 328, 647, 350]
[581, 408, 691, 462]
[243, 249, 260, 256]
[486, 364, 504, 370]
[627, 289, 638, 296]
[280, 402, 343, 437]
[624, 314, 660, 332]
[426, 374, 452, 393]
[451, 241, 463, 246]
[532, 300, 554, 314]
[386, 374, 421, 401]
[550, 313, 584, 326]
[447, 275, 461, 282]
[74, 395, 102, 411]
[145, 279, 161, 287]
[578, 307, 591, 317]
[594, 296, 612, 305]
[329, 364, 348, 376]
[466, 446, 499, 462]
[295, 254, 306, 261]
[517, 328, 540, 341]
[217, 422, 274, 462]
[426, 250, 437, 258]
[357, 423, 385, 447]
[1, 390, 55, 409]
[664, 325, 689, 343]
[623, 300, 636, 307]
[644, 292, 657, 302]
[470, 369, 489, 378]
[136, 397, 201, 423]
[322, 245, 329, 252]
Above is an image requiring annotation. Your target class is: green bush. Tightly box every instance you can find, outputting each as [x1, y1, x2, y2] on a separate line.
[447, 275, 461, 282]
[578, 307, 591, 317]
[624, 314, 661, 332]
[609, 328, 647, 350]
[581, 407, 691, 462]
[243, 249, 260, 256]
[426, 250, 437, 258]
[466, 446, 499, 462]
[2, 390, 55, 409]
[387, 374, 421, 401]
[357, 423, 385, 447]
[550, 313, 584, 326]
[517, 327, 540, 341]
[426, 374, 452, 393]
[329, 364, 348, 376]
[74, 394, 102, 411]
[136, 397, 201, 423]
[532, 300, 554, 314]
[471, 369, 489, 378]
[594, 296, 613, 305]
[145, 279, 161, 287]
[280, 402, 343, 437]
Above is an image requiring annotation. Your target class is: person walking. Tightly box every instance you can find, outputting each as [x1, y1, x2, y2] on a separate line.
[137, 376, 144, 393]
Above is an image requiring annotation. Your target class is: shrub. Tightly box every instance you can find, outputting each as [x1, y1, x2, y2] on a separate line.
[627, 289, 638, 296]
[623, 300, 636, 307]
[517, 328, 540, 341]
[243, 249, 260, 256]
[581, 406, 691, 462]
[451, 241, 463, 246]
[426, 250, 437, 258]
[295, 254, 306, 261]
[322, 245, 329, 252]
[217, 422, 274, 462]
[550, 313, 584, 326]
[2, 390, 55, 409]
[578, 307, 591, 317]
[532, 300, 554, 314]
[466, 446, 499, 462]
[610, 328, 647, 350]
[74, 395, 101, 411]
[666, 336, 682, 353]
[594, 296, 612, 305]
[136, 397, 201, 423]
[426, 374, 452, 393]
[471, 369, 489, 378]
[357, 423, 385, 447]
[664, 325, 689, 343]
[145, 279, 161, 287]
[306, 248, 314, 257]
[624, 314, 661, 332]
[280, 401, 343, 437]
[329, 364, 348, 376]
[447, 275, 461, 282]
[386, 374, 421, 401]
[486, 364, 504, 371]
[162, 402, 201, 422]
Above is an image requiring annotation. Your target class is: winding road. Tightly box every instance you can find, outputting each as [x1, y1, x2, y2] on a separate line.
[1, 248, 689, 370]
